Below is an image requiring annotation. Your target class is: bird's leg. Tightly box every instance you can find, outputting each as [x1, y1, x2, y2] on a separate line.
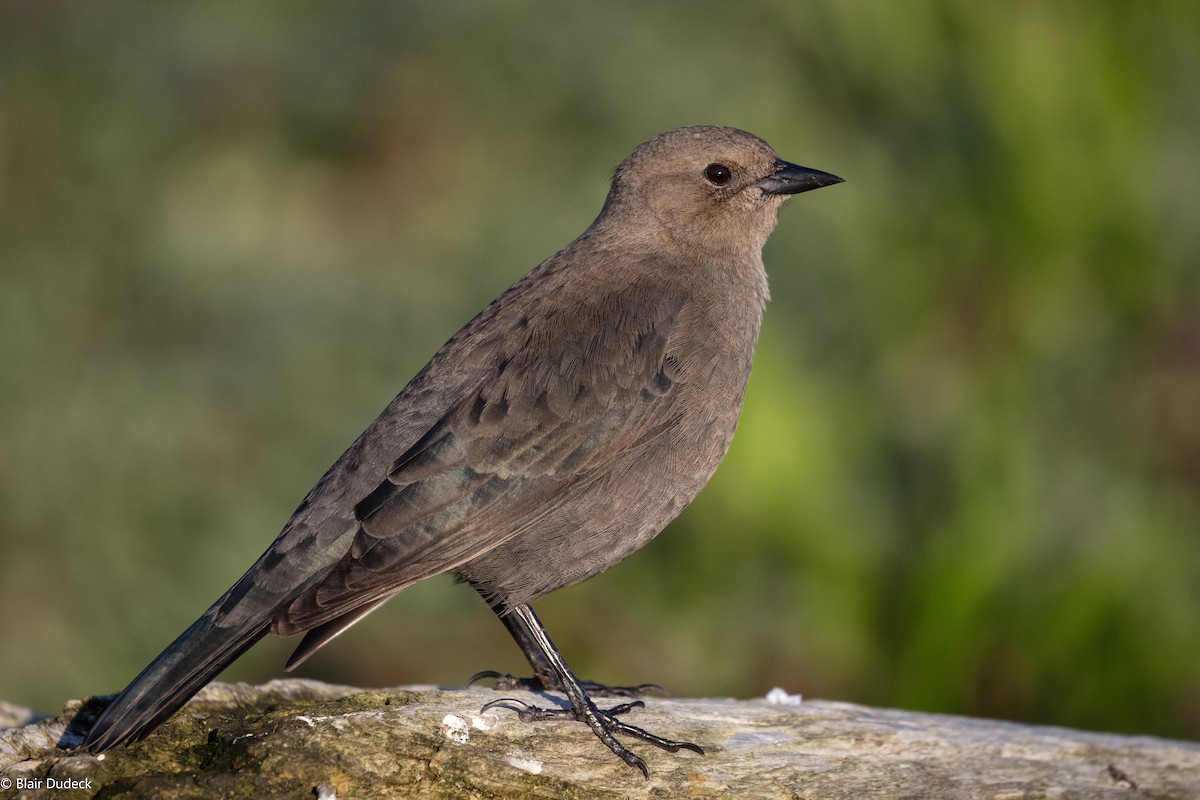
[478, 603, 703, 778]
[477, 607, 562, 690]
[468, 602, 661, 698]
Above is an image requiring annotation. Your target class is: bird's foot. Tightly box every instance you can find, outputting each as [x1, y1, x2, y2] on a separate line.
[467, 669, 662, 698]
[479, 696, 703, 778]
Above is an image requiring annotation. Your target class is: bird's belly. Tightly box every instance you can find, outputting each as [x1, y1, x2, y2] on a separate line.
[456, 377, 744, 607]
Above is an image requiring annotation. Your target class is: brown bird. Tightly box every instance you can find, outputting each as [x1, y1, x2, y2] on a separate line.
[79, 125, 842, 776]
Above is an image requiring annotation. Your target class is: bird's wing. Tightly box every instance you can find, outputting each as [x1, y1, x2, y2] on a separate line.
[274, 284, 686, 637]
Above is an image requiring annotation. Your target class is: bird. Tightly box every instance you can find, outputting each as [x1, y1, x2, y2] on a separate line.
[79, 125, 842, 777]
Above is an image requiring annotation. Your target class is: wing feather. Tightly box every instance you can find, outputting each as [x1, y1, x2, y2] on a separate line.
[275, 286, 685, 636]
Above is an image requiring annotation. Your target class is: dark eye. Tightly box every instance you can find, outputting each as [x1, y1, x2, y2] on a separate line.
[704, 163, 732, 186]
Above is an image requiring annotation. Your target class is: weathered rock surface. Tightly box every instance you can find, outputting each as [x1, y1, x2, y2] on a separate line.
[1, 680, 1197, 799]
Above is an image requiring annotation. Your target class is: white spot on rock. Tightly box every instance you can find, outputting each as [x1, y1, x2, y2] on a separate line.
[442, 713, 470, 744]
[765, 687, 803, 706]
[505, 755, 544, 774]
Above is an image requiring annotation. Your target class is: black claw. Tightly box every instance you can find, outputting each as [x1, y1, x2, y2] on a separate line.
[601, 700, 645, 716]
[579, 680, 664, 699]
[467, 670, 502, 687]
[466, 669, 663, 698]
[481, 697, 572, 724]
[467, 671, 551, 693]
[479, 697, 528, 715]
[601, 712, 704, 755]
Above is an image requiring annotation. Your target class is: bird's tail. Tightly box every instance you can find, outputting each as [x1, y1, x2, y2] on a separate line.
[81, 609, 271, 752]
[80, 521, 357, 752]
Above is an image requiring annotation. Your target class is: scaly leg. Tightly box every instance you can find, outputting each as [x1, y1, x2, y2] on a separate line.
[478, 603, 703, 778]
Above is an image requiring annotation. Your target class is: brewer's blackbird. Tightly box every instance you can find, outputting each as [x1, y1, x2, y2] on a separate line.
[80, 126, 842, 776]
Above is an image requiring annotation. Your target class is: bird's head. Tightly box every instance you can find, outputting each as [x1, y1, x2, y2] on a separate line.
[600, 126, 842, 256]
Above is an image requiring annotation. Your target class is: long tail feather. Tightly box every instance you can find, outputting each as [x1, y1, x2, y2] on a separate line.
[81, 613, 270, 752]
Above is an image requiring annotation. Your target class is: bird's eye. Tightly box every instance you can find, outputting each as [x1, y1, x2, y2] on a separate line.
[704, 163, 732, 186]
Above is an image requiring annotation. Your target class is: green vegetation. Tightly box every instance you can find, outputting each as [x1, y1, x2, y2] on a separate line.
[2, 2, 1197, 740]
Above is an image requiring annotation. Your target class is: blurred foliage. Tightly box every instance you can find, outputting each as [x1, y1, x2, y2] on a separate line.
[2, 0, 1198, 741]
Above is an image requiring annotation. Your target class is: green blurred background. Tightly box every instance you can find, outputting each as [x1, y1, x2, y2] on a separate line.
[2, 1, 1198, 740]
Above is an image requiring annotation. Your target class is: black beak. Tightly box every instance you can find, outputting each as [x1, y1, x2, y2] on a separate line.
[756, 160, 844, 196]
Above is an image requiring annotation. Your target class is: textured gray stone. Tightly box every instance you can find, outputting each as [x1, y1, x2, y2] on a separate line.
[3, 680, 1198, 799]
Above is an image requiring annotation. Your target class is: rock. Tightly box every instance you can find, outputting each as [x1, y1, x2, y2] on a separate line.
[1, 679, 1197, 798]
